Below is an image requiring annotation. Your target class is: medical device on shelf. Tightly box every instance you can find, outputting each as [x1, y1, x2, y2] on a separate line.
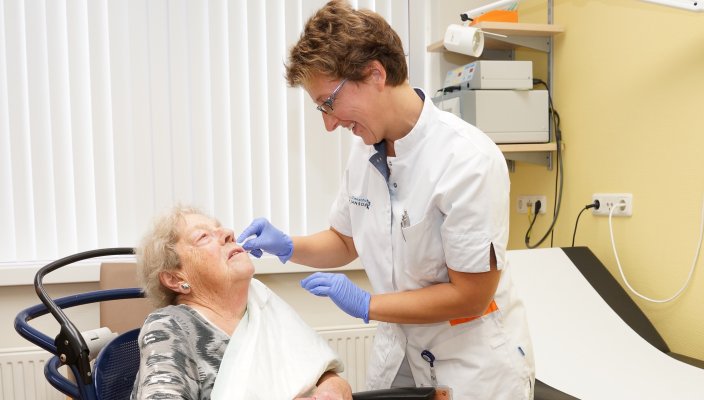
[433, 89, 549, 144]
[444, 60, 533, 90]
[434, 59, 547, 144]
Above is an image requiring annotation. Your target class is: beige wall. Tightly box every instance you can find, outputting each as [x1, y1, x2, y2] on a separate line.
[511, 0, 704, 360]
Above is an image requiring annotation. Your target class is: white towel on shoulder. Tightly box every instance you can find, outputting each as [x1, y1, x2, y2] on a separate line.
[211, 279, 343, 399]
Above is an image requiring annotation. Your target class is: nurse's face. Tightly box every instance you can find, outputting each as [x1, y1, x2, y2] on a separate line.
[175, 213, 254, 293]
[307, 74, 382, 145]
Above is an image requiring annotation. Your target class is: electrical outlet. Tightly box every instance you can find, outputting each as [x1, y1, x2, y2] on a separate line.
[591, 193, 633, 216]
[517, 195, 547, 214]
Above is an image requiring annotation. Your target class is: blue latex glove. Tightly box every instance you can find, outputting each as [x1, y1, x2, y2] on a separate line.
[237, 218, 293, 263]
[301, 272, 371, 323]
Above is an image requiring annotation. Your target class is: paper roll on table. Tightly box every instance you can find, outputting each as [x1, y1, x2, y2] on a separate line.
[443, 24, 485, 57]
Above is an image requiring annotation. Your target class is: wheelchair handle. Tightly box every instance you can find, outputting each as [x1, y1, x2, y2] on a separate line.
[33, 247, 135, 385]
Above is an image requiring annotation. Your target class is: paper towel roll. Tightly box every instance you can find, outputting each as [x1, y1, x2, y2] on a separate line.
[443, 24, 484, 57]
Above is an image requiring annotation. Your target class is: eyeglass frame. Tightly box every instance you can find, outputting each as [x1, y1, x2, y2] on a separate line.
[316, 78, 348, 114]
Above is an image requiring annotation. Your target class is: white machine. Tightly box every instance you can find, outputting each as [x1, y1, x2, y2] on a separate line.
[433, 89, 549, 144]
[444, 60, 533, 90]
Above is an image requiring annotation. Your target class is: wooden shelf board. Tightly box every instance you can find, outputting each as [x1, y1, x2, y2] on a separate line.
[474, 21, 564, 37]
[498, 142, 556, 153]
[427, 22, 564, 52]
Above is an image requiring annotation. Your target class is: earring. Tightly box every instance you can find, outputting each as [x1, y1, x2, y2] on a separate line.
[180, 282, 191, 290]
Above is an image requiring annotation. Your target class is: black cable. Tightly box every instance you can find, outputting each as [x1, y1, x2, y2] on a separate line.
[571, 200, 600, 247]
[524, 79, 564, 249]
[524, 200, 542, 248]
[534, 79, 561, 247]
[551, 108, 560, 247]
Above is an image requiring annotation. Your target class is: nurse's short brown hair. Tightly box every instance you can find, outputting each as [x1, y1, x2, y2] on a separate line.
[285, 0, 407, 87]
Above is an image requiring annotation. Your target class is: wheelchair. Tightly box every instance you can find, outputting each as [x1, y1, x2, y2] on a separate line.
[14, 248, 435, 400]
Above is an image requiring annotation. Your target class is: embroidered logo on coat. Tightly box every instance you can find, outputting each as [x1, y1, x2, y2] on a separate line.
[349, 196, 371, 210]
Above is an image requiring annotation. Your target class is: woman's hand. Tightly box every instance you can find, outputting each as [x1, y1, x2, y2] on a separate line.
[300, 272, 371, 323]
[237, 218, 293, 263]
[304, 371, 352, 400]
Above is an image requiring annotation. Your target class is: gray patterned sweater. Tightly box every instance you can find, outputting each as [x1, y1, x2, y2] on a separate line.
[130, 305, 230, 400]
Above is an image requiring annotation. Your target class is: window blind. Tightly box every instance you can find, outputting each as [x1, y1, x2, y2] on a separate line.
[0, 0, 410, 264]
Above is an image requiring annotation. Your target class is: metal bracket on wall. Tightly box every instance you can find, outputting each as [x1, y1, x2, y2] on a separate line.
[505, 151, 553, 172]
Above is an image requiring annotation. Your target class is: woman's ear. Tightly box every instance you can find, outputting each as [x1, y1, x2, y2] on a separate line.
[367, 60, 387, 89]
[160, 271, 187, 293]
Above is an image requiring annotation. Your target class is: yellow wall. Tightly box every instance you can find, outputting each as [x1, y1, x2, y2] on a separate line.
[510, 0, 704, 360]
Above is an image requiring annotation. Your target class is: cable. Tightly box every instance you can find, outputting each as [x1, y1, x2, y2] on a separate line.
[609, 196, 704, 303]
[524, 200, 542, 248]
[571, 200, 600, 247]
[524, 79, 564, 249]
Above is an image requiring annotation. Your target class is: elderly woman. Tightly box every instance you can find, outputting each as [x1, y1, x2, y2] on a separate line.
[130, 206, 352, 400]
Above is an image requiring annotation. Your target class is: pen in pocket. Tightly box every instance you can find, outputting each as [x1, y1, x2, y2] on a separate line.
[400, 209, 409, 241]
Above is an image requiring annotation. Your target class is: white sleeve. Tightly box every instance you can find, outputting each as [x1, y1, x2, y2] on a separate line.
[329, 169, 352, 236]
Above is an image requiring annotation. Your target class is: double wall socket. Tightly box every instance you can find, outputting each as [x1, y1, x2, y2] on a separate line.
[591, 193, 633, 216]
[517, 195, 547, 214]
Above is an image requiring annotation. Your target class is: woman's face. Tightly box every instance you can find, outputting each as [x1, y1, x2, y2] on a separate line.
[307, 74, 382, 145]
[174, 213, 254, 294]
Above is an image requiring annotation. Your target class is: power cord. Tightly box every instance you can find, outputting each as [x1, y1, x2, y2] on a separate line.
[524, 200, 542, 247]
[609, 196, 704, 303]
[524, 79, 564, 249]
[571, 200, 600, 247]
[434, 85, 466, 99]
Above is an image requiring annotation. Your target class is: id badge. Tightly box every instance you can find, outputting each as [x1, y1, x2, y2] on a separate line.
[434, 385, 452, 400]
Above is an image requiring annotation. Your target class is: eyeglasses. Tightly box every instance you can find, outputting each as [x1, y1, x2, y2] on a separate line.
[316, 78, 348, 114]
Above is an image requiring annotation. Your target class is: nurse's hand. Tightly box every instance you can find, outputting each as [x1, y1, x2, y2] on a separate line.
[301, 272, 370, 323]
[237, 218, 293, 263]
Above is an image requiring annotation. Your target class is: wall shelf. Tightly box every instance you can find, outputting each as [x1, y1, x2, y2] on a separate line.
[498, 142, 556, 153]
[499, 142, 557, 170]
[427, 22, 564, 54]
[428, 21, 564, 170]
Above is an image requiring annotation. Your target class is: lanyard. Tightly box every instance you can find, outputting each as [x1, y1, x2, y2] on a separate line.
[421, 350, 453, 399]
[421, 350, 438, 387]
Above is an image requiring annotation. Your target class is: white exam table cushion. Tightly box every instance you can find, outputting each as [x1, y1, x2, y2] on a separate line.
[508, 248, 704, 400]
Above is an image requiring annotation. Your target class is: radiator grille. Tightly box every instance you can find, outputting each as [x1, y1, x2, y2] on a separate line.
[317, 324, 377, 392]
[0, 349, 63, 400]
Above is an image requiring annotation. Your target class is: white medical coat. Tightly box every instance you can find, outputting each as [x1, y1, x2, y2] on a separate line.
[329, 89, 535, 399]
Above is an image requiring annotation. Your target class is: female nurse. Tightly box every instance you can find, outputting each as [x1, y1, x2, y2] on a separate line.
[238, 1, 535, 398]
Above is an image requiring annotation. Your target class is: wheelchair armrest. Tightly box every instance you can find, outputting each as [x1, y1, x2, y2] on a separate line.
[352, 386, 435, 400]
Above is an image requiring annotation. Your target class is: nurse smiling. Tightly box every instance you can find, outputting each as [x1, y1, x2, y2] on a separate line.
[238, 1, 535, 398]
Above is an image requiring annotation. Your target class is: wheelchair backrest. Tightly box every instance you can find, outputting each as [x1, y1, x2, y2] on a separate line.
[93, 328, 141, 400]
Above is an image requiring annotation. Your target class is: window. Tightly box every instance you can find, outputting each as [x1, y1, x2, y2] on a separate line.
[0, 0, 412, 265]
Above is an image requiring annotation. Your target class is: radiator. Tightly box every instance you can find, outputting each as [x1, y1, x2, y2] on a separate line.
[2, 325, 376, 398]
[317, 324, 377, 392]
[0, 348, 63, 400]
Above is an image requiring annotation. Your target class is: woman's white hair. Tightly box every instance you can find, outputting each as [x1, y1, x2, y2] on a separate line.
[136, 205, 202, 308]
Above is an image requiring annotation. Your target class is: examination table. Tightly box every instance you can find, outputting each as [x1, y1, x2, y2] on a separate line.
[511, 246, 704, 400]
